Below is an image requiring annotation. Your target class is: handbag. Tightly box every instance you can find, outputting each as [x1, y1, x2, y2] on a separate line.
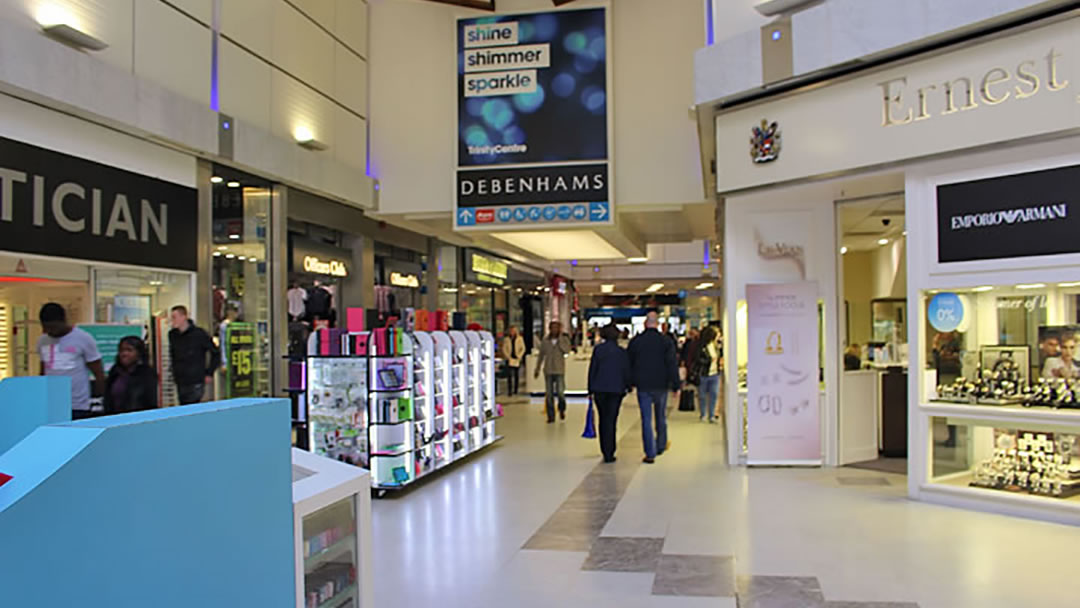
[582, 395, 596, 439]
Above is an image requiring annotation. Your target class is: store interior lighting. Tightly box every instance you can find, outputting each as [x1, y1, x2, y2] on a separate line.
[877, 238, 889, 246]
[293, 125, 328, 151]
[627, 257, 648, 263]
[600, 284, 614, 293]
[840, 246, 848, 255]
[226, 181, 240, 188]
[1016, 283, 1047, 290]
[645, 283, 664, 293]
[210, 176, 223, 184]
[1059, 282, 1080, 288]
[696, 282, 714, 290]
[972, 286, 994, 292]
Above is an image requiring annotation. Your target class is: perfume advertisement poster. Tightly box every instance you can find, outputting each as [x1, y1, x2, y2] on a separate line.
[746, 281, 821, 465]
[1037, 325, 1080, 380]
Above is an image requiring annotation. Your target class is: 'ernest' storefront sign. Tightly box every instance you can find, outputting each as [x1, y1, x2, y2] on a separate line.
[713, 16, 1080, 193]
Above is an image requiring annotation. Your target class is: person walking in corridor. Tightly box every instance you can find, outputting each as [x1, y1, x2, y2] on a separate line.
[500, 325, 527, 397]
[693, 326, 723, 423]
[37, 303, 106, 420]
[169, 305, 220, 405]
[535, 320, 571, 423]
[628, 311, 681, 463]
[588, 324, 632, 463]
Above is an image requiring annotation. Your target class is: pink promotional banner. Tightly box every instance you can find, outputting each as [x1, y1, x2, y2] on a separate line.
[746, 281, 822, 465]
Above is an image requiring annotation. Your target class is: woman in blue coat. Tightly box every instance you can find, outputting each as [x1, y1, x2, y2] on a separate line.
[588, 324, 632, 463]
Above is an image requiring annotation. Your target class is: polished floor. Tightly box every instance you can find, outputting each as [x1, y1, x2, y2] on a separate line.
[371, 396, 1080, 607]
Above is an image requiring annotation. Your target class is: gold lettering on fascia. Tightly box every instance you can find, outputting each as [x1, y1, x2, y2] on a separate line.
[880, 48, 1070, 127]
[303, 255, 348, 277]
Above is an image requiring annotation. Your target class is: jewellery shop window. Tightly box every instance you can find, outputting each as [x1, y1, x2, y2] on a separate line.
[211, 169, 272, 398]
[921, 284, 1080, 408]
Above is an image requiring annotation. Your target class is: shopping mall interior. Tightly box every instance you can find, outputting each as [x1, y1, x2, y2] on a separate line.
[3, 1, 1080, 607]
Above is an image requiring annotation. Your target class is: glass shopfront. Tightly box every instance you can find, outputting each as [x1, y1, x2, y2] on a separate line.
[461, 248, 544, 338]
[211, 165, 272, 398]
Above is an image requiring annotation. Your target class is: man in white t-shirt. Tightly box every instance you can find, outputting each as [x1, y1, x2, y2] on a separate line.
[37, 303, 106, 419]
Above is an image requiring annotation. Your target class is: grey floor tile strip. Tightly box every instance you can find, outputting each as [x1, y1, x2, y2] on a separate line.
[652, 554, 737, 598]
[523, 420, 645, 551]
[582, 536, 665, 572]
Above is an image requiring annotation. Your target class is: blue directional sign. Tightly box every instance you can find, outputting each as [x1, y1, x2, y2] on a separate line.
[457, 208, 475, 226]
[543, 206, 557, 220]
[497, 208, 512, 222]
[557, 205, 573, 220]
[589, 202, 610, 222]
[513, 207, 528, 222]
[572, 205, 587, 220]
[528, 207, 542, 221]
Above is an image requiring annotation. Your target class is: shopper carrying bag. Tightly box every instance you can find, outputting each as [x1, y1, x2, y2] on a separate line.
[582, 395, 596, 439]
[587, 324, 631, 463]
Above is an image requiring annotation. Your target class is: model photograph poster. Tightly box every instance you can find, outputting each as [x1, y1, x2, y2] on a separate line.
[979, 345, 1031, 384]
[746, 281, 821, 465]
[1038, 326, 1080, 380]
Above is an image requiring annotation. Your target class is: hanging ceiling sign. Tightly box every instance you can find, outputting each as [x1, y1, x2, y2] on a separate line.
[454, 7, 613, 231]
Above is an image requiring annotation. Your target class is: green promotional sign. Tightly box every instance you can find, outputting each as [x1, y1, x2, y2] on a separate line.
[225, 322, 256, 398]
[79, 324, 144, 371]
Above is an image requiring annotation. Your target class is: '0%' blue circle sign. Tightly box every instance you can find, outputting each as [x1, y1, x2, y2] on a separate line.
[928, 292, 964, 332]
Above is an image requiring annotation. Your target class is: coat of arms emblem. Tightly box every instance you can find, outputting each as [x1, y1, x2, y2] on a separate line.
[750, 119, 781, 164]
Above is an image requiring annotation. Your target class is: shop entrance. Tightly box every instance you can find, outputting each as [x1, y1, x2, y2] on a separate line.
[836, 177, 909, 473]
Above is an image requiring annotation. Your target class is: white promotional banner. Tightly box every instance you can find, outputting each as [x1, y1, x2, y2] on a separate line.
[746, 281, 821, 465]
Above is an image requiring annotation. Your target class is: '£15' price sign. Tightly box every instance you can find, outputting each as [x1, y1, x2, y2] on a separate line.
[225, 322, 256, 398]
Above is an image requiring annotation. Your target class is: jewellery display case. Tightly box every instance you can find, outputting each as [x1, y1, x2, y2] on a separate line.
[292, 448, 373, 608]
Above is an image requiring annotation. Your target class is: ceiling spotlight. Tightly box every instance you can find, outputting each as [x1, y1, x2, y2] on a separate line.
[972, 286, 994, 292]
[1016, 283, 1046, 290]
[645, 283, 664, 293]
[210, 176, 223, 184]
[877, 238, 889, 246]
[37, 5, 108, 50]
[600, 284, 615, 293]
[213, 251, 222, 257]
[238, 256, 247, 260]
[294, 126, 328, 151]
[696, 282, 715, 290]
[225, 254, 236, 259]
[228, 234, 240, 240]
[840, 246, 848, 255]
[627, 257, 648, 263]
[227, 181, 240, 188]
[1058, 282, 1080, 288]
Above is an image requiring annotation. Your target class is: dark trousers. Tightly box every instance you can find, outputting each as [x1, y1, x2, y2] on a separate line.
[177, 382, 205, 405]
[507, 365, 520, 395]
[545, 374, 566, 421]
[594, 392, 623, 461]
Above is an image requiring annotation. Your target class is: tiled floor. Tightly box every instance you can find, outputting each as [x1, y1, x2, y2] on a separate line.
[370, 395, 1080, 607]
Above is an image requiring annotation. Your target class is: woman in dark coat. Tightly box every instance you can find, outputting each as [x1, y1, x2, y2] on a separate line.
[104, 336, 159, 414]
[588, 324, 632, 463]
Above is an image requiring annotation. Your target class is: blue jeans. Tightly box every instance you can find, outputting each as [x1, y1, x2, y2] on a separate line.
[545, 374, 566, 420]
[637, 390, 668, 459]
[698, 375, 720, 420]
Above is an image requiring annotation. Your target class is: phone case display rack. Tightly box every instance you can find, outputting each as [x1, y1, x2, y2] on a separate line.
[306, 329, 502, 492]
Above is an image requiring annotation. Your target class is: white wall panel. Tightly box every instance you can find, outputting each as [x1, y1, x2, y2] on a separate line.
[222, 0, 272, 59]
[292, 0, 335, 31]
[271, 69, 335, 149]
[335, 0, 368, 57]
[166, 0, 211, 24]
[332, 106, 367, 171]
[220, 39, 272, 131]
[134, 0, 211, 106]
[614, 0, 704, 207]
[334, 41, 367, 116]
[2, 0, 138, 73]
[273, 1, 334, 94]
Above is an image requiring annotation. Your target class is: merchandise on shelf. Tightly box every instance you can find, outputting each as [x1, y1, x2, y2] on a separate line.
[970, 431, 1080, 498]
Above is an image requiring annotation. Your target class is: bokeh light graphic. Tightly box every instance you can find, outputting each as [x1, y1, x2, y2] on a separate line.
[513, 87, 545, 113]
[580, 86, 606, 114]
[464, 125, 490, 147]
[552, 73, 576, 98]
[481, 98, 515, 130]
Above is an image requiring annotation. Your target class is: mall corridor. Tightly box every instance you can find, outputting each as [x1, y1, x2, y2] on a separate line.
[371, 398, 1080, 608]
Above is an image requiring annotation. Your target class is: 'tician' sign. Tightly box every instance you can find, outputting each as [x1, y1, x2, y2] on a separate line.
[455, 7, 612, 231]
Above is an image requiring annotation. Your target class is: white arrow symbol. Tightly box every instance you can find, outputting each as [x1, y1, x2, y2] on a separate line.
[459, 208, 474, 223]
[591, 205, 608, 219]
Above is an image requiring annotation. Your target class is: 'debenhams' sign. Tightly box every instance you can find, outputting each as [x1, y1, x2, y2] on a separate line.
[0, 136, 197, 271]
[937, 164, 1080, 263]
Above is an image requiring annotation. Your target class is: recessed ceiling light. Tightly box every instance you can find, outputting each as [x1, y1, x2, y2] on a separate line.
[1058, 282, 1080, 288]
[225, 254, 236, 259]
[1016, 283, 1046, 290]
[645, 283, 664, 293]
[627, 257, 648, 263]
[902, 230, 908, 236]
[878, 238, 889, 246]
[696, 282, 715, 290]
[229, 234, 240, 240]
[210, 176, 223, 184]
[840, 246, 848, 255]
[972, 286, 994, 292]
[227, 181, 240, 188]
[217, 245, 227, 250]
[238, 256, 247, 260]
[600, 284, 615, 293]
[213, 251, 222, 257]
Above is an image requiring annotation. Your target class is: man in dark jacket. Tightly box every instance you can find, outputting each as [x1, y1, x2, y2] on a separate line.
[169, 305, 220, 405]
[628, 312, 681, 463]
[588, 324, 632, 463]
